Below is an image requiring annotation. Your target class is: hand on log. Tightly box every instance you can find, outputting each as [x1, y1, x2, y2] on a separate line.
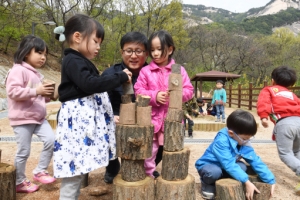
[245, 180, 260, 200]
[127, 137, 143, 147]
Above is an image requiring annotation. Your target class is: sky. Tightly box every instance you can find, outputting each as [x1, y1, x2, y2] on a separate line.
[182, 0, 271, 13]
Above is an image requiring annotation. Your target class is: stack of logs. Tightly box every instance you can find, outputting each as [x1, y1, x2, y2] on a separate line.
[155, 64, 195, 199]
[113, 83, 155, 200]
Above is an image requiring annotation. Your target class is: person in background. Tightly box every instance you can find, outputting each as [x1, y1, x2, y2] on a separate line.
[206, 102, 217, 116]
[183, 96, 198, 138]
[196, 98, 207, 116]
[211, 80, 226, 123]
[257, 65, 300, 195]
[101, 31, 150, 182]
[195, 110, 276, 200]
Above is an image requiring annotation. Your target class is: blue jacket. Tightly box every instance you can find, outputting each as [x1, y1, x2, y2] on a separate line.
[195, 128, 275, 184]
[212, 88, 226, 105]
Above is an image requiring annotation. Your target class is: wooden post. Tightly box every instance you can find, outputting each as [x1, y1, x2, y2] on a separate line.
[120, 159, 146, 182]
[119, 103, 136, 124]
[248, 82, 253, 110]
[169, 90, 182, 109]
[253, 182, 272, 200]
[229, 84, 232, 108]
[238, 84, 241, 108]
[0, 163, 16, 200]
[163, 121, 184, 152]
[216, 178, 245, 200]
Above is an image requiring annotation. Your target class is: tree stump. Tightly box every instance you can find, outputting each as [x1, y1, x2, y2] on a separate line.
[120, 159, 146, 182]
[113, 174, 155, 200]
[155, 174, 195, 200]
[116, 125, 154, 160]
[161, 148, 190, 181]
[121, 94, 132, 104]
[215, 178, 245, 200]
[164, 120, 184, 152]
[119, 103, 136, 125]
[81, 173, 89, 188]
[0, 163, 16, 200]
[168, 74, 182, 91]
[136, 95, 151, 107]
[253, 182, 272, 200]
[136, 106, 152, 126]
[166, 108, 184, 122]
[169, 90, 182, 109]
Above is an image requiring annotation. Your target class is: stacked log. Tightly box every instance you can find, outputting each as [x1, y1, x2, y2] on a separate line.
[0, 150, 16, 200]
[113, 90, 155, 200]
[155, 64, 195, 200]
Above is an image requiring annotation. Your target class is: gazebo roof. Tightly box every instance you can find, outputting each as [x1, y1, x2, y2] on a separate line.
[190, 70, 241, 82]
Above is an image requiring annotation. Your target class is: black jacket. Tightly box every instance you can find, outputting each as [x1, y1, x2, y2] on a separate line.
[102, 62, 147, 115]
[58, 48, 128, 102]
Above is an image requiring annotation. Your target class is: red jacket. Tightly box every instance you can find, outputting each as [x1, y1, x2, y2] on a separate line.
[257, 85, 300, 124]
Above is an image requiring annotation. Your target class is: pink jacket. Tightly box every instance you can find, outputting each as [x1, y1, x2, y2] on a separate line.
[134, 59, 194, 134]
[6, 62, 50, 126]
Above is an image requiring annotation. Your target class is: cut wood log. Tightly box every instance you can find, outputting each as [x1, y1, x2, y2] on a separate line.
[113, 174, 155, 200]
[122, 82, 134, 94]
[81, 173, 89, 188]
[120, 159, 146, 182]
[166, 108, 184, 122]
[161, 148, 190, 181]
[164, 120, 184, 152]
[0, 163, 16, 200]
[171, 64, 181, 74]
[169, 90, 182, 109]
[88, 186, 109, 196]
[137, 95, 151, 107]
[136, 106, 152, 126]
[253, 182, 272, 200]
[155, 174, 195, 200]
[121, 94, 132, 104]
[215, 178, 245, 200]
[168, 74, 182, 91]
[119, 103, 136, 125]
[116, 125, 154, 160]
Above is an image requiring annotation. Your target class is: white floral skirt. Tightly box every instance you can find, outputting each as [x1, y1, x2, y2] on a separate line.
[53, 92, 116, 178]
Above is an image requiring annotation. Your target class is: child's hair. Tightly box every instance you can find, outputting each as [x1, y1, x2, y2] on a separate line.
[227, 109, 257, 136]
[206, 102, 212, 110]
[216, 80, 224, 85]
[197, 98, 205, 104]
[14, 35, 48, 64]
[148, 30, 175, 60]
[60, 14, 105, 46]
[120, 32, 148, 51]
[271, 66, 297, 87]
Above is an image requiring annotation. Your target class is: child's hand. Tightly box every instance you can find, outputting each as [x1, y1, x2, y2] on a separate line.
[114, 115, 119, 123]
[270, 184, 275, 198]
[36, 83, 54, 97]
[156, 91, 169, 104]
[245, 180, 260, 200]
[261, 118, 269, 128]
[123, 69, 132, 83]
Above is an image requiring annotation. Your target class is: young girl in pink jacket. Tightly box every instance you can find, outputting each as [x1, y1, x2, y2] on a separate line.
[5, 35, 56, 193]
[134, 30, 194, 178]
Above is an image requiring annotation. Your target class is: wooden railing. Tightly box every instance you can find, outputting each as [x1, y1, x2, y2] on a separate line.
[227, 82, 300, 110]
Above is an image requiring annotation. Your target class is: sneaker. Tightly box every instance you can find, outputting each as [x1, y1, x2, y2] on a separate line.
[16, 179, 39, 193]
[201, 190, 215, 199]
[153, 171, 160, 178]
[33, 171, 56, 184]
[295, 183, 300, 195]
[201, 182, 215, 199]
[189, 135, 193, 139]
[215, 119, 220, 122]
[104, 171, 117, 184]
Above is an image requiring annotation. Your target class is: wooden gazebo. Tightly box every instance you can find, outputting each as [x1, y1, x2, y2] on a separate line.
[190, 70, 241, 100]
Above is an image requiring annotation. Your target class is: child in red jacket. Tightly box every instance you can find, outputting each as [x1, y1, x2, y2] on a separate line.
[257, 66, 300, 195]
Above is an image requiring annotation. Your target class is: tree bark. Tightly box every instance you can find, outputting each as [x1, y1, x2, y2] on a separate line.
[137, 95, 151, 107]
[169, 90, 182, 109]
[136, 106, 152, 126]
[155, 174, 195, 200]
[215, 178, 245, 200]
[161, 148, 190, 181]
[121, 94, 132, 104]
[116, 125, 154, 160]
[168, 74, 182, 91]
[0, 163, 16, 200]
[253, 182, 272, 200]
[119, 103, 136, 125]
[113, 174, 155, 200]
[120, 159, 146, 182]
[164, 120, 184, 152]
[166, 108, 184, 122]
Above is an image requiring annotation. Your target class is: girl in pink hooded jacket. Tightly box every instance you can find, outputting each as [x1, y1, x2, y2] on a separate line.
[134, 30, 194, 177]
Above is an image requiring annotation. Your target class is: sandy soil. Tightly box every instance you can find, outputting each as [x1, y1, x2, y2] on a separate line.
[0, 103, 300, 200]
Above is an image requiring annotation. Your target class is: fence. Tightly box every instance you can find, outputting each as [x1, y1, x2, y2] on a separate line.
[227, 81, 300, 110]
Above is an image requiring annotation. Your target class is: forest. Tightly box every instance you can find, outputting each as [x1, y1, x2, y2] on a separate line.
[1, 0, 300, 90]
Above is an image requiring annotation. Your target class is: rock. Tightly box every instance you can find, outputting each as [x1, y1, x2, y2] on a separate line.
[88, 186, 109, 196]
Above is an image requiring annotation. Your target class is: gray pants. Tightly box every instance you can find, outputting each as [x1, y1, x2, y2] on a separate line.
[13, 120, 55, 185]
[274, 116, 300, 175]
[60, 175, 84, 200]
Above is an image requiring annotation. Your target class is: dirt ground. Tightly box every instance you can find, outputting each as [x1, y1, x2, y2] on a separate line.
[0, 103, 300, 200]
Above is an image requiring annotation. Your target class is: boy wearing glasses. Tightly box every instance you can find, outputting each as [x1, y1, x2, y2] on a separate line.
[195, 109, 275, 200]
[257, 66, 300, 195]
[101, 32, 149, 183]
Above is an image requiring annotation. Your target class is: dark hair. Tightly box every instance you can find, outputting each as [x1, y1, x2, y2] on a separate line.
[14, 35, 48, 64]
[197, 98, 204, 104]
[216, 80, 224, 85]
[148, 30, 175, 60]
[227, 109, 257, 136]
[58, 14, 105, 46]
[206, 102, 212, 110]
[271, 66, 297, 87]
[120, 32, 148, 51]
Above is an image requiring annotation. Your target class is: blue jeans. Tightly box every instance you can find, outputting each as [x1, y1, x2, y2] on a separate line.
[215, 105, 225, 120]
[198, 162, 247, 193]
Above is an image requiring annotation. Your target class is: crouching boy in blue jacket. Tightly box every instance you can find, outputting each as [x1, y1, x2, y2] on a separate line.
[195, 109, 275, 200]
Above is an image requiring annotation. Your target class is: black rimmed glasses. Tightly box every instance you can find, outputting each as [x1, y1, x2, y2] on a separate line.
[122, 49, 145, 56]
[232, 130, 254, 144]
